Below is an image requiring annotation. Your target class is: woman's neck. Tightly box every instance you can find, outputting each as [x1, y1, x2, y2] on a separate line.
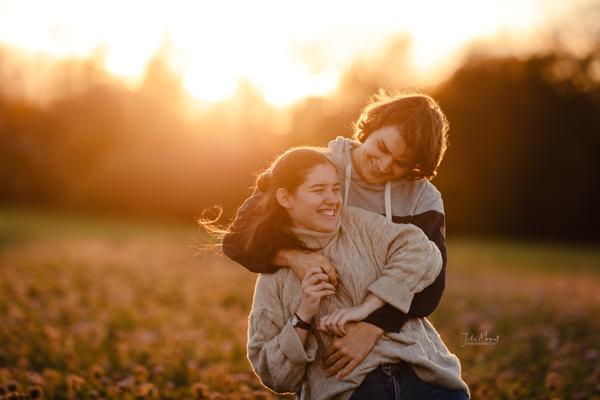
[288, 220, 341, 250]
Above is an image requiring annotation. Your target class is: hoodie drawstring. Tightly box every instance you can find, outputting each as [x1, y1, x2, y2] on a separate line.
[345, 162, 392, 223]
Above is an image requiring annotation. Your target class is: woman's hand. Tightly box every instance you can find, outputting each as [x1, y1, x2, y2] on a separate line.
[280, 249, 339, 288]
[296, 268, 336, 322]
[318, 305, 371, 336]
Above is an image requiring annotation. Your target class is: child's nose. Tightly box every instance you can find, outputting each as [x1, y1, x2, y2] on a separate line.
[380, 155, 394, 173]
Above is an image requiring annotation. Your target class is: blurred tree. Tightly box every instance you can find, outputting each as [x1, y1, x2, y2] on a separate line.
[434, 51, 600, 241]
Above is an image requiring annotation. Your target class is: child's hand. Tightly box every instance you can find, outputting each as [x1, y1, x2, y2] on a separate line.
[318, 306, 370, 336]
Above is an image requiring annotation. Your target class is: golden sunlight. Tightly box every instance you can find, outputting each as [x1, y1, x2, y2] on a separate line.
[0, 0, 572, 106]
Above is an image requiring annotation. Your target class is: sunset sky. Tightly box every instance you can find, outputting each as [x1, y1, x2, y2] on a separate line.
[0, 0, 586, 106]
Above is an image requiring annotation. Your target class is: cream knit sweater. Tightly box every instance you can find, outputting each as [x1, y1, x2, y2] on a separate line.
[247, 206, 470, 399]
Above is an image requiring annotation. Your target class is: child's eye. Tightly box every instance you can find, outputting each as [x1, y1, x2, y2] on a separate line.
[395, 161, 412, 168]
[333, 187, 341, 192]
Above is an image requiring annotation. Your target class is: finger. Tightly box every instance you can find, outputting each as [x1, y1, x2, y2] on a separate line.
[310, 282, 335, 291]
[330, 311, 344, 336]
[306, 270, 327, 282]
[336, 314, 348, 336]
[322, 313, 334, 326]
[307, 289, 335, 301]
[335, 318, 345, 336]
[306, 272, 329, 286]
[337, 359, 360, 379]
[318, 319, 327, 331]
[303, 268, 323, 281]
[324, 343, 338, 359]
[320, 262, 338, 286]
[322, 316, 335, 335]
[325, 356, 351, 377]
[322, 349, 345, 369]
[327, 312, 339, 336]
[314, 289, 336, 298]
[339, 316, 348, 335]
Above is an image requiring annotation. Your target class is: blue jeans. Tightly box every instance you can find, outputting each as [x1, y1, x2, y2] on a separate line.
[349, 362, 469, 400]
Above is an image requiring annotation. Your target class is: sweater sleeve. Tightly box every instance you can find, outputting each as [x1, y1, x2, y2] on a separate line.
[366, 222, 443, 313]
[247, 274, 318, 393]
[363, 190, 447, 331]
[403, 210, 447, 317]
[221, 190, 281, 273]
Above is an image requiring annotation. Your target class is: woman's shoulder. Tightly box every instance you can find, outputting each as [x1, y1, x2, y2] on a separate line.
[341, 206, 402, 238]
[341, 206, 387, 226]
[254, 269, 296, 303]
[341, 206, 422, 243]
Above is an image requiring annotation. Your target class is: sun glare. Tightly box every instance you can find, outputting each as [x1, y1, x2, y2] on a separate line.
[0, 0, 563, 106]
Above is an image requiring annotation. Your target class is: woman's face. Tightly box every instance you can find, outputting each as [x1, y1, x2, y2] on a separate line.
[352, 125, 415, 184]
[280, 163, 343, 233]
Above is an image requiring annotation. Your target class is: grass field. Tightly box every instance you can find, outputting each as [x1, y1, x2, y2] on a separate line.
[1, 208, 599, 399]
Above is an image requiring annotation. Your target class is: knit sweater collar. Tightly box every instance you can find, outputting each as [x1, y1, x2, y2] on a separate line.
[288, 219, 341, 250]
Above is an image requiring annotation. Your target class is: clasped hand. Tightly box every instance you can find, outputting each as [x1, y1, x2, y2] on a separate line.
[317, 305, 371, 336]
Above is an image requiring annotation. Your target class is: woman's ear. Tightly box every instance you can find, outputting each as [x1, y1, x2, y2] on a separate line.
[276, 188, 293, 209]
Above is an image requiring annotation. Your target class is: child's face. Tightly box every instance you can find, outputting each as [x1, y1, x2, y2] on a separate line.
[353, 125, 415, 184]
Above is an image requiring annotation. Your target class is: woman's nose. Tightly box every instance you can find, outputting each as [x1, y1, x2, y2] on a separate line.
[324, 191, 339, 203]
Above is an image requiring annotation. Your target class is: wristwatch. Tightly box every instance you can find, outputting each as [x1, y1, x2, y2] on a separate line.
[291, 313, 311, 330]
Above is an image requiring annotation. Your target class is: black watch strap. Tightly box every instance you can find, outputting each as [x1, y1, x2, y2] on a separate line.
[292, 313, 312, 330]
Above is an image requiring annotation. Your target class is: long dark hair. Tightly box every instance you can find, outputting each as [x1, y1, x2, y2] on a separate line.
[200, 146, 335, 258]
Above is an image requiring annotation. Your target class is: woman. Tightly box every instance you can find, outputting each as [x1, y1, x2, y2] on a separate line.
[222, 93, 449, 378]
[214, 147, 469, 399]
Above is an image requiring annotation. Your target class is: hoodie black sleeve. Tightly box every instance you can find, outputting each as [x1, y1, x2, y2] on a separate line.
[221, 190, 282, 274]
[363, 210, 446, 332]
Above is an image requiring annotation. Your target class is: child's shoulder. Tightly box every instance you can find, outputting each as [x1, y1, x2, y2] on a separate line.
[391, 179, 444, 214]
[326, 136, 357, 167]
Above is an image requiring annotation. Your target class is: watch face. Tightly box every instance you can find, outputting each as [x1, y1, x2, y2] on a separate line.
[291, 314, 310, 329]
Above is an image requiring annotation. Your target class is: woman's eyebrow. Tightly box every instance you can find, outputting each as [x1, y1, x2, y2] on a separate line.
[309, 183, 340, 189]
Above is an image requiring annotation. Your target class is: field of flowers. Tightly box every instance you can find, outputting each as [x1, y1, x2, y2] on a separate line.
[0, 208, 599, 399]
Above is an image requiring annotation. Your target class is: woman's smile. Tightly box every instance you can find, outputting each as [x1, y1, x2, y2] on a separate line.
[317, 207, 338, 220]
[285, 163, 343, 233]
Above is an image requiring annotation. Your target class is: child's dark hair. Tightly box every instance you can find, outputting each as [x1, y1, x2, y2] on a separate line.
[352, 90, 449, 180]
[199, 146, 335, 258]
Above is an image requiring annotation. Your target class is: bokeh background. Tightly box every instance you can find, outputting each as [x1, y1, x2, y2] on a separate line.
[0, 0, 599, 399]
